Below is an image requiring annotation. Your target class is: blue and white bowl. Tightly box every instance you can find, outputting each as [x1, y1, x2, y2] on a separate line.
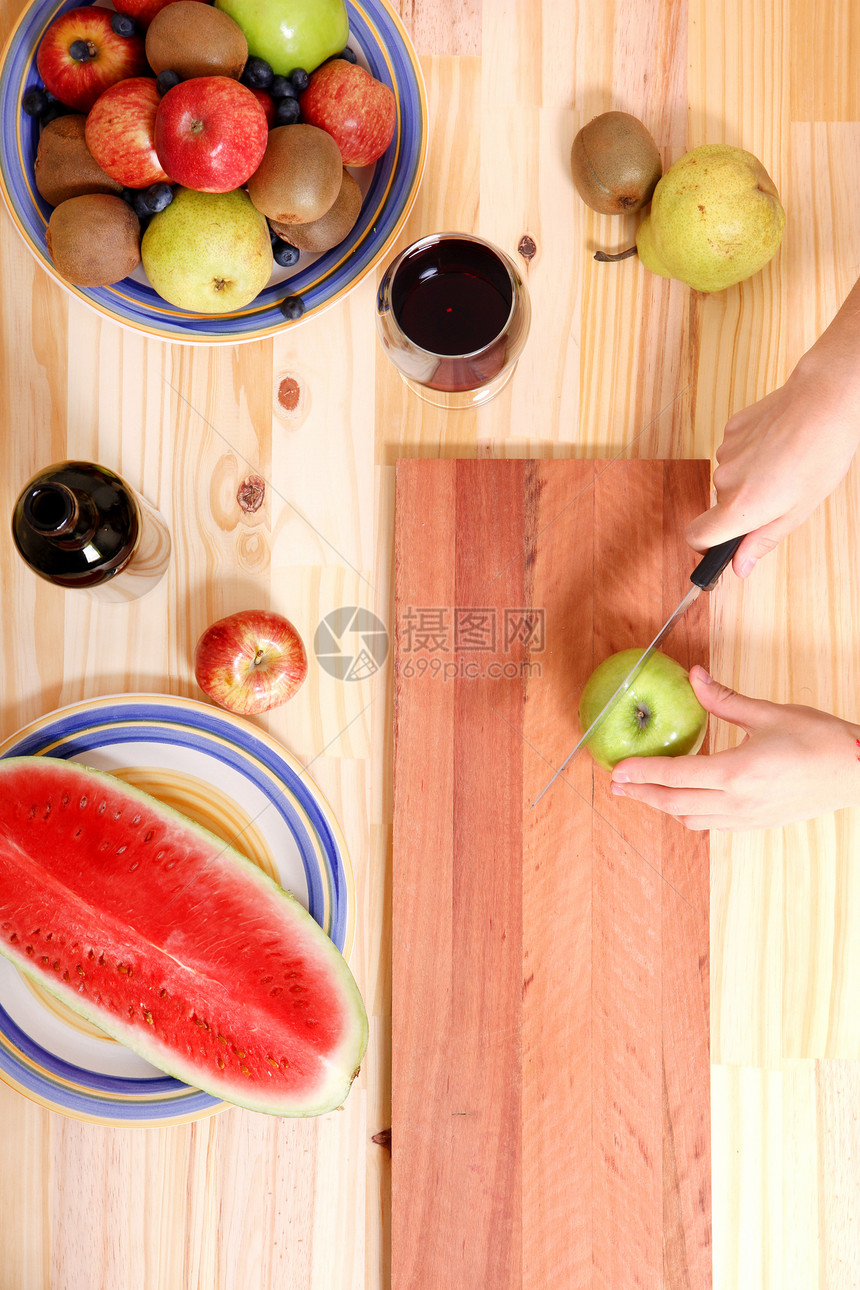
[0, 0, 427, 343]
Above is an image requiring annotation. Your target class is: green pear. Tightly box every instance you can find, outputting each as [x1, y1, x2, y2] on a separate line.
[141, 187, 273, 313]
[634, 144, 785, 293]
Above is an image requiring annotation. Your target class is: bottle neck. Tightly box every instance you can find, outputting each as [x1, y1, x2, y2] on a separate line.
[21, 482, 83, 536]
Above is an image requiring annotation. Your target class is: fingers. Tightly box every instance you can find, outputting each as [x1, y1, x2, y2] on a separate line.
[687, 666, 776, 731]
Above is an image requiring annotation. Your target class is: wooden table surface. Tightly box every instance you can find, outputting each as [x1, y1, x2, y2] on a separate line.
[1, 0, 859, 1287]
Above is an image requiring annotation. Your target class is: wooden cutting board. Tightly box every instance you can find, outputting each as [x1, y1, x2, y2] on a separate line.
[392, 459, 711, 1290]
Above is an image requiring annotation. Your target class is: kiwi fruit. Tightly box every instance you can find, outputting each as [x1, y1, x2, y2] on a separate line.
[34, 115, 124, 207]
[145, 2, 248, 79]
[247, 125, 342, 226]
[46, 194, 141, 287]
[272, 169, 362, 253]
[571, 111, 662, 214]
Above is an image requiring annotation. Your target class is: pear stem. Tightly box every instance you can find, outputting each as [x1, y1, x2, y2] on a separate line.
[593, 247, 638, 262]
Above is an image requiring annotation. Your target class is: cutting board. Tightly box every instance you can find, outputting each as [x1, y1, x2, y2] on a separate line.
[392, 459, 711, 1290]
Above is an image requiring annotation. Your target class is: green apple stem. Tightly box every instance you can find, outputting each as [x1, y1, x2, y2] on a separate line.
[594, 247, 638, 262]
[636, 702, 651, 729]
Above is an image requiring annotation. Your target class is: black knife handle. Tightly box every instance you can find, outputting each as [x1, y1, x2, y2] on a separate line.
[690, 535, 746, 590]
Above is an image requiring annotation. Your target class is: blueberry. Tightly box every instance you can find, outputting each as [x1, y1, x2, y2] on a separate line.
[339, 46, 358, 64]
[272, 238, 300, 268]
[241, 56, 274, 89]
[143, 182, 173, 214]
[110, 11, 137, 37]
[279, 295, 305, 320]
[269, 75, 295, 99]
[131, 190, 151, 219]
[121, 187, 138, 206]
[274, 96, 301, 125]
[22, 86, 49, 118]
[39, 102, 72, 126]
[68, 38, 92, 62]
[289, 68, 309, 92]
[156, 69, 181, 95]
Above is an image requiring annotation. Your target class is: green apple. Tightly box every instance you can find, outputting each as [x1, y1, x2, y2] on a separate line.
[213, 0, 349, 76]
[578, 648, 707, 771]
[141, 188, 273, 313]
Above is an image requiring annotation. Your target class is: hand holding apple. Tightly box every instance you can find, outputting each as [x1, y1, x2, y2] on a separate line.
[609, 666, 860, 831]
[194, 609, 308, 715]
[579, 647, 707, 771]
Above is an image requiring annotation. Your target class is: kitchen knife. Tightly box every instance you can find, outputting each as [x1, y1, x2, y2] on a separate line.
[531, 534, 745, 807]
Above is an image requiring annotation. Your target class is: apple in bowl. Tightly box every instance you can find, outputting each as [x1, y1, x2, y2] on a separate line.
[578, 648, 707, 771]
[194, 609, 308, 716]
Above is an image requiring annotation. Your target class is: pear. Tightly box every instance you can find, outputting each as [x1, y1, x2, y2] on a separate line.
[141, 187, 272, 312]
[634, 144, 785, 292]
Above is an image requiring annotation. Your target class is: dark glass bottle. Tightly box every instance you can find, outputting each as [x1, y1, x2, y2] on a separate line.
[12, 461, 141, 589]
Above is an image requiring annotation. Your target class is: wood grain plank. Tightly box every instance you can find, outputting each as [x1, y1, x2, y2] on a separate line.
[393, 459, 711, 1289]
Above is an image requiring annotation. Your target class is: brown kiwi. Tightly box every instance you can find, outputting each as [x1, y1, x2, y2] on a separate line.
[571, 111, 662, 214]
[46, 194, 141, 287]
[271, 169, 362, 253]
[247, 125, 342, 226]
[145, 2, 248, 79]
[34, 115, 124, 207]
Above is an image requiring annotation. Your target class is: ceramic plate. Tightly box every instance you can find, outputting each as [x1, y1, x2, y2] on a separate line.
[0, 694, 356, 1125]
[0, 0, 427, 343]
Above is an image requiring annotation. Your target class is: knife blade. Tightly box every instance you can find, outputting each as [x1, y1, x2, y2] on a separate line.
[531, 534, 745, 807]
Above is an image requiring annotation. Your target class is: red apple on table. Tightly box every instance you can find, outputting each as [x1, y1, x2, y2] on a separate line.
[85, 78, 170, 189]
[194, 610, 308, 716]
[36, 7, 148, 113]
[154, 77, 269, 193]
[299, 59, 396, 167]
[113, 0, 209, 28]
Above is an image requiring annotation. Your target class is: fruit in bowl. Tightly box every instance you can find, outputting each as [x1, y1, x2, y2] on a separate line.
[35, 6, 147, 111]
[1, 0, 426, 339]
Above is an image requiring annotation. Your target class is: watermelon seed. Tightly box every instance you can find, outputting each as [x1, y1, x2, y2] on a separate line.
[61, 794, 69, 807]
[98, 954, 106, 965]
[217, 1057, 225, 1069]
[164, 859, 176, 870]
[131, 814, 141, 826]
[128, 860, 139, 872]
[99, 842, 109, 852]
[155, 851, 165, 860]
[281, 1058, 289, 1069]
[128, 1006, 135, 1018]
[97, 800, 106, 815]
[261, 974, 273, 985]
[236, 1049, 246, 1059]
[116, 845, 127, 855]
[143, 1010, 154, 1025]
[79, 796, 87, 809]
[267, 1057, 279, 1069]
[9, 932, 18, 943]
[217, 1034, 227, 1045]
[88, 949, 95, 959]
[270, 987, 282, 997]
[46, 932, 53, 941]
[118, 963, 131, 975]
[144, 831, 154, 843]
[77, 965, 85, 977]
[43, 804, 51, 819]
[26, 946, 34, 956]
[41, 956, 49, 965]
[240, 1065, 250, 1076]
[113, 809, 122, 818]
[159, 989, 167, 998]
[195, 1018, 209, 1030]
[52, 960, 60, 971]
[62, 970, 70, 982]
[74, 829, 82, 839]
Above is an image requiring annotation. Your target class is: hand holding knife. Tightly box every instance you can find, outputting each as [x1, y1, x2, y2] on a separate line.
[531, 535, 745, 807]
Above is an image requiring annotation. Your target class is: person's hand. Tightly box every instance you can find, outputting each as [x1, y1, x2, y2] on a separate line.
[686, 356, 860, 578]
[609, 666, 860, 831]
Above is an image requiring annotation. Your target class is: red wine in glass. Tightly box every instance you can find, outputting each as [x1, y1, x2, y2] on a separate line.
[376, 233, 531, 407]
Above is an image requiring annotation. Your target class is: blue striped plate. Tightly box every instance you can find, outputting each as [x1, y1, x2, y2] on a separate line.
[0, 0, 427, 343]
[0, 694, 356, 1125]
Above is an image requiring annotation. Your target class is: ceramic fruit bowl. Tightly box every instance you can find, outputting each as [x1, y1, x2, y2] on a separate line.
[0, 0, 427, 344]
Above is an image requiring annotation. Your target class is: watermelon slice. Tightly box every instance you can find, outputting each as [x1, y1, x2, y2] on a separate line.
[0, 756, 368, 1117]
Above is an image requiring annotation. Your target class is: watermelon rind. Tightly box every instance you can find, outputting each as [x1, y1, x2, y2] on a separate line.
[0, 757, 368, 1117]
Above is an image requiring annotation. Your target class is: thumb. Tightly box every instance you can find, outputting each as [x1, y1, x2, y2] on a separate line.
[686, 507, 784, 578]
[689, 665, 773, 733]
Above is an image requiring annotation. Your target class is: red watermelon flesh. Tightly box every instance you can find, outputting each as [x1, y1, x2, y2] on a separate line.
[0, 757, 368, 1117]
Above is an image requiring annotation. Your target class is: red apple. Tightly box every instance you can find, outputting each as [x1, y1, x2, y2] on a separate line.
[36, 7, 148, 113]
[154, 77, 268, 193]
[85, 78, 170, 189]
[250, 88, 276, 128]
[113, 0, 209, 28]
[194, 610, 308, 716]
[299, 60, 396, 167]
